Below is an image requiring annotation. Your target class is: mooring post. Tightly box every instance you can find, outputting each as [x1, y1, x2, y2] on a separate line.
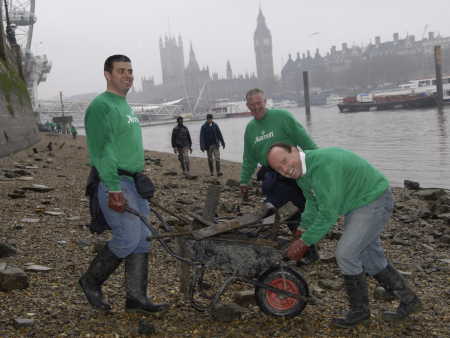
[303, 71, 311, 117]
[0, 3, 5, 60]
[177, 184, 221, 300]
[434, 45, 444, 110]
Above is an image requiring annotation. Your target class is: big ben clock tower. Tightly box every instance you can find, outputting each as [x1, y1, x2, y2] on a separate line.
[254, 8, 275, 92]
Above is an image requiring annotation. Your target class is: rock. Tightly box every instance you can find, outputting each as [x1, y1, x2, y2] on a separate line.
[16, 176, 34, 181]
[404, 179, 420, 190]
[225, 179, 240, 187]
[440, 235, 450, 244]
[44, 211, 65, 216]
[66, 216, 81, 221]
[163, 171, 178, 176]
[0, 265, 29, 291]
[210, 303, 247, 322]
[24, 264, 52, 272]
[23, 184, 54, 192]
[421, 243, 435, 251]
[13, 318, 34, 328]
[318, 279, 342, 291]
[414, 188, 447, 201]
[8, 189, 26, 199]
[0, 243, 18, 258]
[439, 259, 450, 264]
[438, 213, 450, 224]
[21, 218, 40, 223]
[233, 289, 256, 307]
[137, 319, 156, 336]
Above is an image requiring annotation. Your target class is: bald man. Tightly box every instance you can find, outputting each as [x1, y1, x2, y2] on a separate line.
[267, 143, 421, 328]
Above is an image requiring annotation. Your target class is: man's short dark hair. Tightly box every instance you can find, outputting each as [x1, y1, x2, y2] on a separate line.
[206, 113, 213, 120]
[176, 116, 183, 122]
[104, 55, 131, 73]
[245, 88, 265, 100]
[267, 142, 294, 157]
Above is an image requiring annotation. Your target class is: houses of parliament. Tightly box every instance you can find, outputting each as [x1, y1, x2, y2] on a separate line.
[130, 9, 450, 105]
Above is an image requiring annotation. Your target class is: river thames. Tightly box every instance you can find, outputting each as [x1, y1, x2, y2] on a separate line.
[140, 105, 450, 189]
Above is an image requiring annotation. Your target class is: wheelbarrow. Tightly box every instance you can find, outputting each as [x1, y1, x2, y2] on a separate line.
[126, 204, 310, 318]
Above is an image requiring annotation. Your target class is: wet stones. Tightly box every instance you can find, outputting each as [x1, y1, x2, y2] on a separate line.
[0, 243, 18, 258]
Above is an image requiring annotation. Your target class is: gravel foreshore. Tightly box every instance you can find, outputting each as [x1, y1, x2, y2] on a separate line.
[0, 133, 449, 337]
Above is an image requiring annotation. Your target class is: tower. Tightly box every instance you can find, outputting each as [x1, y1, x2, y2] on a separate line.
[226, 60, 233, 80]
[159, 34, 185, 85]
[254, 8, 274, 88]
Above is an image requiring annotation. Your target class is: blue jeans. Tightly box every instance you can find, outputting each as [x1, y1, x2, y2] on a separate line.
[98, 177, 152, 258]
[335, 188, 394, 276]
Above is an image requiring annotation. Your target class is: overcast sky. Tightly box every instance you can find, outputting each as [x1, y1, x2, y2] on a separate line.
[31, 0, 450, 100]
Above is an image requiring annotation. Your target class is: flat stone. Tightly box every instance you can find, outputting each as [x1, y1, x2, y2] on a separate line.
[13, 318, 35, 328]
[66, 216, 81, 221]
[439, 259, 450, 264]
[233, 289, 256, 307]
[23, 184, 54, 192]
[24, 264, 52, 272]
[44, 211, 64, 216]
[414, 188, 447, 201]
[210, 303, 247, 322]
[21, 218, 40, 223]
[318, 279, 342, 291]
[0, 243, 18, 258]
[0, 265, 29, 291]
[16, 176, 34, 181]
[0, 262, 6, 270]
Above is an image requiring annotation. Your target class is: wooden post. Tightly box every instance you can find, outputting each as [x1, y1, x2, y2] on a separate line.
[303, 71, 311, 116]
[434, 45, 444, 110]
[0, 3, 5, 60]
[177, 184, 221, 299]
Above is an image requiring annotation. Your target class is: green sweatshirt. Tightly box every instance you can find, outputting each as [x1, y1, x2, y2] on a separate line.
[296, 147, 390, 246]
[240, 109, 317, 185]
[84, 91, 144, 191]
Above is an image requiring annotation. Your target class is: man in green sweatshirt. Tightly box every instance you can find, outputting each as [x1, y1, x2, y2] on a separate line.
[240, 88, 319, 263]
[267, 143, 422, 328]
[80, 55, 167, 314]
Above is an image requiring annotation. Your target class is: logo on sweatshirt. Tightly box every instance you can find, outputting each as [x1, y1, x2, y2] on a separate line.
[127, 115, 140, 124]
[254, 130, 274, 143]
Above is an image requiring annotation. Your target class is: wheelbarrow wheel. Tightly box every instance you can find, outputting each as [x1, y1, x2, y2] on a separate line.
[255, 266, 308, 318]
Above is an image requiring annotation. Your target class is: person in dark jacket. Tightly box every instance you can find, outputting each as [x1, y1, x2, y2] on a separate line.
[171, 116, 192, 176]
[200, 114, 225, 176]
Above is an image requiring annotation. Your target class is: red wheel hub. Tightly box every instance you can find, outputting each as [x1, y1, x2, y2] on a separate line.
[266, 277, 300, 311]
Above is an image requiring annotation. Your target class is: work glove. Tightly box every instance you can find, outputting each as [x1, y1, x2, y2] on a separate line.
[108, 191, 126, 213]
[286, 238, 309, 261]
[240, 184, 249, 201]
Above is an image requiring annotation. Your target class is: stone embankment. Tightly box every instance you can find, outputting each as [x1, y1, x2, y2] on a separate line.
[0, 133, 449, 336]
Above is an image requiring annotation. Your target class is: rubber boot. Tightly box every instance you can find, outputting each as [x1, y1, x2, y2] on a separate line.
[216, 161, 223, 176]
[373, 264, 422, 321]
[79, 244, 122, 311]
[125, 253, 169, 314]
[331, 273, 370, 328]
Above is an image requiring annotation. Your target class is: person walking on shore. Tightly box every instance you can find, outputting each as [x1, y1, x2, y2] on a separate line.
[171, 116, 192, 176]
[267, 143, 422, 328]
[80, 54, 168, 314]
[240, 88, 320, 263]
[200, 113, 225, 176]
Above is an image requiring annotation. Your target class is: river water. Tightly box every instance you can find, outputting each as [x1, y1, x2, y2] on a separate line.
[141, 105, 450, 189]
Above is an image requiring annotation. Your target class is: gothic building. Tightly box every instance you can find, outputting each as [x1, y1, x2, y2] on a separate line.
[159, 35, 185, 85]
[253, 8, 275, 94]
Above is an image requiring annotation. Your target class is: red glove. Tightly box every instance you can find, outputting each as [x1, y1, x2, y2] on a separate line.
[292, 229, 303, 238]
[286, 238, 309, 261]
[108, 192, 126, 213]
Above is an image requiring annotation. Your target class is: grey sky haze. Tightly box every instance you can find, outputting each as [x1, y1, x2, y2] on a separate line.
[32, 0, 450, 100]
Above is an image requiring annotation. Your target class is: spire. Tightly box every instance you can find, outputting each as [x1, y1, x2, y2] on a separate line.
[226, 60, 233, 80]
[187, 42, 200, 72]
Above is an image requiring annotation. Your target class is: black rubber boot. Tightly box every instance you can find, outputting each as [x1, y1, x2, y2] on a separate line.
[208, 159, 214, 176]
[331, 273, 370, 328]
[125, 253, 169, 314]
[79, 244, 122, 311]
[373, 264, 422, 321]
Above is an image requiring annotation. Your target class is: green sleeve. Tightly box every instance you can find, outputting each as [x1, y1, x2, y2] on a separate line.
[85, 103, 121, 191]
[240, 127, 257, 185]
[284, 111, 318, 150]
[300, 171, 340, 246]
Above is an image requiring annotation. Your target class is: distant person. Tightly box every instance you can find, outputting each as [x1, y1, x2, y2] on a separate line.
[200, 113, 225, 176]
[240, 88, 319, 264]
[81, 54, 168, 314]
[70, 125, 77, 139]
[267, 143, 422, 328]
[171, 116, 192, 176]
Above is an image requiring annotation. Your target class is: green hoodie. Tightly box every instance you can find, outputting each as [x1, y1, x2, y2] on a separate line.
[240, 109, 317, 185]
[296, 147, 390, 246]
[84, 91, 144, 191]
